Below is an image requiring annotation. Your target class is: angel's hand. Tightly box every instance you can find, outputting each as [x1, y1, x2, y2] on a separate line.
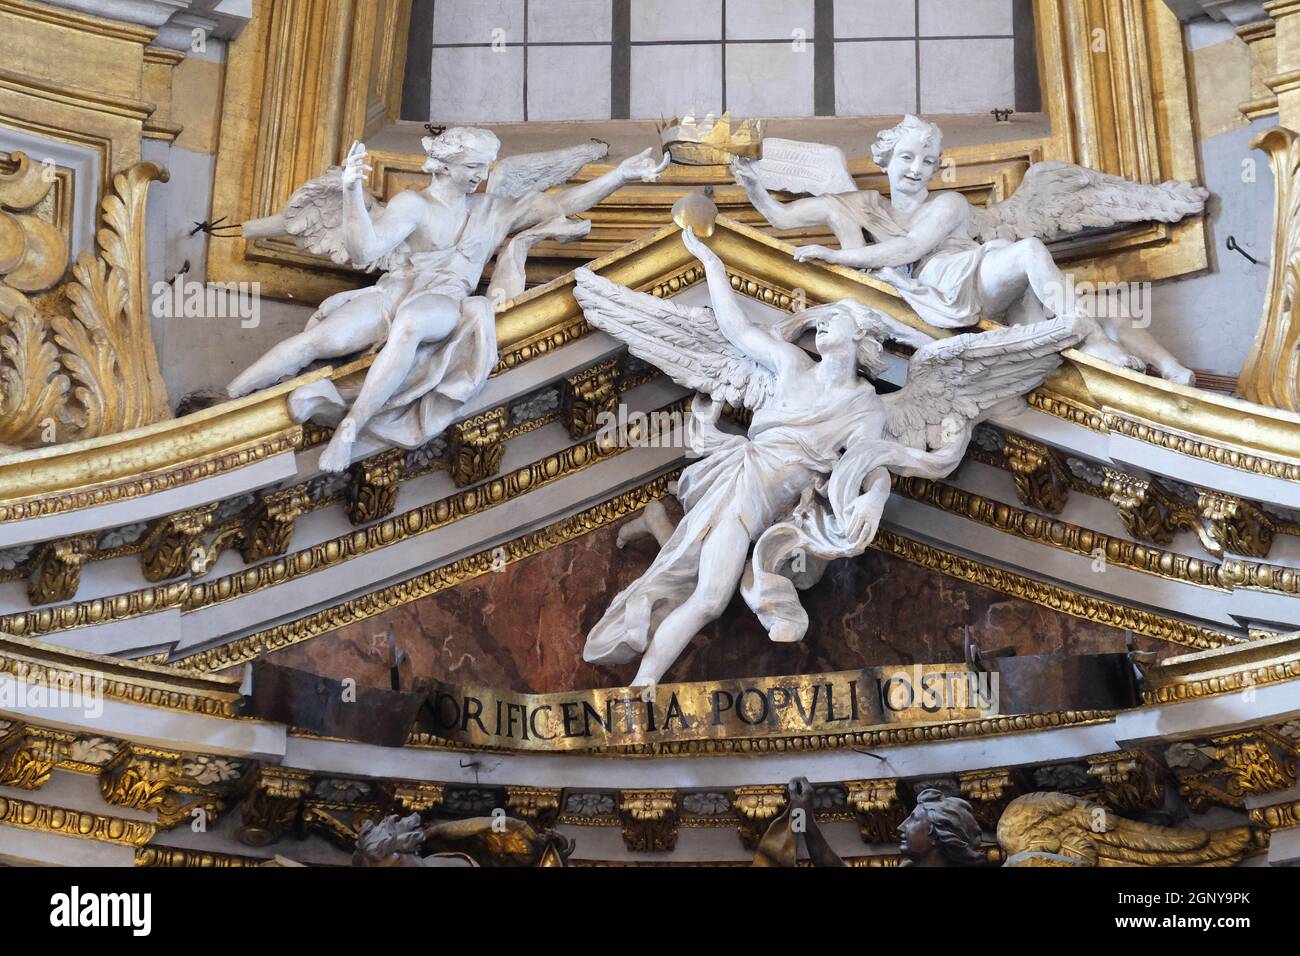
[731, 157, 761, 191]
[793, 244, 839, 264]
[340, 141, 372, 190]
[680, 225, 720, 266]
[618, 147, 671, 183]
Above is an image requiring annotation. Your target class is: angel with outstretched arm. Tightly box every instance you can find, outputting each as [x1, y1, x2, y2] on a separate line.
[732, 115, 1209, 384]
[573, 228, 1080, 693]
[230, 128, 669, 471]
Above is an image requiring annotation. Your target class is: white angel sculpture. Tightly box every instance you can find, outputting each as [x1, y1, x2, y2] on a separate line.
[732, 115, 1209, 384]
[573, 228, 1081, 693]
[229, 129, 669, 471]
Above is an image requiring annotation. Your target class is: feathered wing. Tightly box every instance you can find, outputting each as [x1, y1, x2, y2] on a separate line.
[572, 268, 776, 410]
[998, 792, 1253, 867]
[486, 140, 609, 198]
[883, 319, 1081, 451]
[971, 160, 1209, 243]
[278, 168, 411, 273]
[752, 138, 857, 196]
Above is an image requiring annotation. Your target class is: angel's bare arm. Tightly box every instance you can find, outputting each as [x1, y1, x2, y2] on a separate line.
[681, 229, 807, 379]
[732, 158, 832, 230]
[796, 192, 967, 270]
[340, 143, 421, 264]
[538, 148, 669, 221]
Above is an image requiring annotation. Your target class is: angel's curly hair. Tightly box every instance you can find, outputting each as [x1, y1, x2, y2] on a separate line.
[912, 788, 986, 866]
[871, 114, 943, 167]
[421, 127, 501, 173]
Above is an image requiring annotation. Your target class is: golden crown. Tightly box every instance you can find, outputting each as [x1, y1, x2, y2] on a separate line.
[659, 111, 765, 166]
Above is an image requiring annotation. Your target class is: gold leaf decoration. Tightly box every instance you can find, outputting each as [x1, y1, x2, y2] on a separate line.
[0, 162, 171, 449]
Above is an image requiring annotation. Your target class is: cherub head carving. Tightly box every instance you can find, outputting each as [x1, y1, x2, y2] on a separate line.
[897, 788, 986, 867]
[421, 126, 501, 193]
[872, 114, 944, 199]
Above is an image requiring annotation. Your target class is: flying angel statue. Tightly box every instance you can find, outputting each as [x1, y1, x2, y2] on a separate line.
[229, 129, 669, 471]
[732, 115, 1209, 384]
[573, 227, 1081, 693]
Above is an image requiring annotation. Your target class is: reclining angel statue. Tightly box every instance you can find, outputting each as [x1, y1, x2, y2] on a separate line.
[732, 114, 1209, 384]
[228, 128, 669, 471]
[572, 227, 1081, 693]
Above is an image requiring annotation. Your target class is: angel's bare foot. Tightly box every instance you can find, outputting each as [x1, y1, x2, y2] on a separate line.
[1157, 360, 1196, 386]
[318, 422, 357, 473]
[1079, 335, 1145, 373]
[630, 667, 660, 702]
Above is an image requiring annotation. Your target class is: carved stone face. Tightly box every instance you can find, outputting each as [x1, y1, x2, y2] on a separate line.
[886, 130, 942, 198]
[897, 805, 935, 859]
[813, 307, 860, 358]
[423, 157, 493, 194]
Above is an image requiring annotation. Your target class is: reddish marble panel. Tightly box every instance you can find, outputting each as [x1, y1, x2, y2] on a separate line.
[252, 509, 1172, 694]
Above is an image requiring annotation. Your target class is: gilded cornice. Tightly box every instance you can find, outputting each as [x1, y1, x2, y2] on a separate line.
[0, 793, 157, 847]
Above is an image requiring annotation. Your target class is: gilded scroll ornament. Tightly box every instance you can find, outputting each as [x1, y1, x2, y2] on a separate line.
[0, 725, 74, 790]
[0, 162, 171, 450]
[619, 789, 679, 852]
[448, 405, 507, 487]
[1240, 127, 1300, 409]
[345, 447, 405, 525]
[997, 791, 1253, 867]
[1004, 434, 1070, 514]
[561, 357, 621, 440]
[26, 534, 94, 604]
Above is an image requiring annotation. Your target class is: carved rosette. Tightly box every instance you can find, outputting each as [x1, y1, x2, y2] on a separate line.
[1, 160, 171, 449]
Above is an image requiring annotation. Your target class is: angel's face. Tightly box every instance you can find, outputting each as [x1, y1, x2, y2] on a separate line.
[813, 309, 860, 357]
[451, 160, 490, 193]
[887, 132, 942, 197]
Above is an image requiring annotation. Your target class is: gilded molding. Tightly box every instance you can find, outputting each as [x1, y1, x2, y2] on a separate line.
[240, 485, 310, 563]
[140, 503, 218, 582]
[135, 846, 264, 867]
[0, 793, 156, 847]
[176, 473, 678, 671]
[731, 784, 786, 849]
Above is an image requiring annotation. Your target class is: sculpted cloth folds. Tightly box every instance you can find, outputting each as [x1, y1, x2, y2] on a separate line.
[288, 191, 561, 448]
[583, 392, 967, 664]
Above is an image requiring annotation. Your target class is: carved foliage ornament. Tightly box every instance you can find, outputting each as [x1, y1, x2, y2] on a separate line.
[0, 159, 171, 450]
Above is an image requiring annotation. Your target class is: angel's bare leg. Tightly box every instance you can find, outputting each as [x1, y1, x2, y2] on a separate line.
[978, 239, 1142, 372]
[616, 500, 678, 550]
[317, 293, 461, 472]
[630, 514, 750, 694]
[1107, 324, 1195, 385]
[228, 295, 386, 398]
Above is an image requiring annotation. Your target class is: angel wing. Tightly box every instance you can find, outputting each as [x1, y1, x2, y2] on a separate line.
[572, 268, 776, 410]
[268, 167, 411, 273]
[751, 138, 857, 196]
[971, 160, 1209, 243]
[998, 792, 1253, 867]
[883, 319, 1081, 451]
[486, 140, 609, 198]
